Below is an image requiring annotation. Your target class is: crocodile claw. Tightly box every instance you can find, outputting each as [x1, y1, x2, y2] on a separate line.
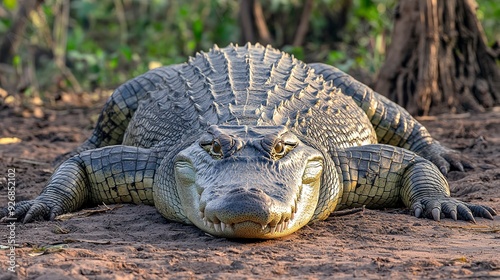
[1, 200, 33, 222]
[411, 197, 496, 223]
[417, 142, 473, 176]
[0, 199, 64, 223]
[431, 208, 441, 221]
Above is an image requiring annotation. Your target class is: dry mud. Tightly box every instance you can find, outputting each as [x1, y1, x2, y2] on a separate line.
[0, 104, 499, 279]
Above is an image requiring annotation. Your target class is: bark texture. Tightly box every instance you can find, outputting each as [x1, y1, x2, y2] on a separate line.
[375, 0, 500, 115]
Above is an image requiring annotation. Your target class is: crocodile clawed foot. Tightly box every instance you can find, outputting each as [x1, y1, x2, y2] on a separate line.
[0, 199, 64, 223]
[411, 198, 496, 223]
[1, 200, 35, 223]
[467, 204, 497, 220]
[441, 151, 474, 173]
[417, 143, 473, 176]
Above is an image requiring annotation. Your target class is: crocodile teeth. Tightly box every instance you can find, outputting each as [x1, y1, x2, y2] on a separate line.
[201, 214, 233, 233]
[269, 226, 277, 234]
[201, 212, 293, 234]
[277, 223, 283, 233]
[214, 223, 222, 232]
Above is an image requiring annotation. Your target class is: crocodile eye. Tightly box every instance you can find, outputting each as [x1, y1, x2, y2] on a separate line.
[211, 140, 222, 156]
[273, 141, 285, 155]
[267, 132, 299, 160]
[200, 138, 223, 159]
[271, 140, 296, 160]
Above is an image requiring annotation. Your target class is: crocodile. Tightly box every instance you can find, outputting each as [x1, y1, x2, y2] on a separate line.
[2, 43, 496, 239]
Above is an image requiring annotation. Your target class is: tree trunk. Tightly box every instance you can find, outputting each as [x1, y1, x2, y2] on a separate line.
[292, 0, 314, 47]
[375, 0, 500, 116]
[239, 0, 273, 45]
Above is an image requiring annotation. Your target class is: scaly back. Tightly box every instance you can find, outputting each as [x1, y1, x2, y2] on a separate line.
[124, 43, 376, 149]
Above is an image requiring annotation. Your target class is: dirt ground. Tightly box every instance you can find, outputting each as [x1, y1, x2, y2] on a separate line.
[0, 101, 499, 280]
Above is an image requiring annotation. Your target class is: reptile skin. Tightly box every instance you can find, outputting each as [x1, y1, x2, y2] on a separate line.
[2, 44, 496, 239]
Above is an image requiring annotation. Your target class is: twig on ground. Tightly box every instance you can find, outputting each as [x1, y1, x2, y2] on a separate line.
[329, 205, 366, 217]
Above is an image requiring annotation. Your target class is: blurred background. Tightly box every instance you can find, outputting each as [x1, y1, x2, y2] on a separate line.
[0, 0, 499, 115]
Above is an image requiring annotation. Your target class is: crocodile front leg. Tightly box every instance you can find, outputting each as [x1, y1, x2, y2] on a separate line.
[1, 146, 157, 223]
[331, 145, 496, 222]
[310, 63, 470, 175]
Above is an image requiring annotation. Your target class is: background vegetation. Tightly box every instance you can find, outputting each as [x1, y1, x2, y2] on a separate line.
[0, 0, 498, 103]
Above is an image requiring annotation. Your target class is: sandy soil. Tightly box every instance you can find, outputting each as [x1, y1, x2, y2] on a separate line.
[0, 102, 499, 280]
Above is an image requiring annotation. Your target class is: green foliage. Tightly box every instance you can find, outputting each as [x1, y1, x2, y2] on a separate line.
[281, 45, 305, 61]
[3, 0, 17, 10]
[342, 0, 396, 74]
[0, 0, 497, 94]
[0, 0, 240, 92]
[277, 0, 396, 76]
[12, 55, 21, 68]
[477, 0, 500, 43]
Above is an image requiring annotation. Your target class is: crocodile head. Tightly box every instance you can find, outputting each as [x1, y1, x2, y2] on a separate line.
[173, 125, 324, 239]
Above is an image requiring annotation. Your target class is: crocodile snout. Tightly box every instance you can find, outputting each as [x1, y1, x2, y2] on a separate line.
[199, 187, 296, 236]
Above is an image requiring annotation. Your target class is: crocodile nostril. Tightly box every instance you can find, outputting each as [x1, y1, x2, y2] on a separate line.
[249, 188, 265, 194]
[228, 187, 246, 194]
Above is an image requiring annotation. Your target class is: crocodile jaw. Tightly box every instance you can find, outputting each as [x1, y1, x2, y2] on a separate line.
[174, 158, 323, 239]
